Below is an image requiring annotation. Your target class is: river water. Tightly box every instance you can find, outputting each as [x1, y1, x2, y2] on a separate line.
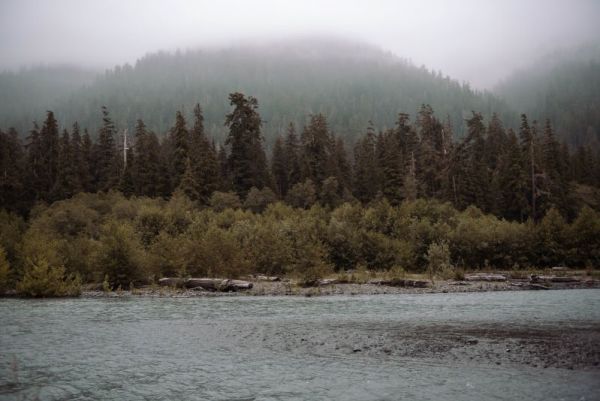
[1, 290, 599, 401]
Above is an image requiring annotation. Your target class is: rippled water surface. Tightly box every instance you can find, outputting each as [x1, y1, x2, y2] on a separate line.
[1, 290, 600, 401]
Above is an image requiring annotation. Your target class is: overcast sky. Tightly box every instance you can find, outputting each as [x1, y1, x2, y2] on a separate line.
[1, 0, 599, 88]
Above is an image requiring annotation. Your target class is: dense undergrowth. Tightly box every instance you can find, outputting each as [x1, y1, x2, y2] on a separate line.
[0, 192, 598, 297]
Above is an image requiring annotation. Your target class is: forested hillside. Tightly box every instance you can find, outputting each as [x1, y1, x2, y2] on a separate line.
[495, 44, 600, 148]
[0, 39, 513, 145]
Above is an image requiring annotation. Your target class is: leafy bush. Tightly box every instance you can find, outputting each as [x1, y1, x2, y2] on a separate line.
[209, 191, 242, 212]
[16, 259, 81, 297]
[286, 179, 317, 209]
[94, 222, 145, 287]
[0, 246, 10, 293]
[426, 241, 451, 282]
[243, 187, 278, 213]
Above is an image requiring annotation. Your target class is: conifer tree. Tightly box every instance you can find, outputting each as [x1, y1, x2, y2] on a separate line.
[225, 92, 268, 197]
[540, 119, 572, 217]
[271, 135, 288, 197]
[0, 128, 25, 212]
[80, 129, 94, 192]
[332, 137, 352, 193]
[52, 129, 80, 200]
[25, 122, 44, 202]
[176, 158, 200, 201]
[39, 111, 60, 198]
[169, 111, 189, 189]
[379, 128, 403, 204]
[95, 106, 118, 191]
[300, 114, 331, 188]
[353, 123, 380, 203]
[416, 105, 445, 198]
[189, 104, 218, 204]
[495, 129, 529, 220]
[284, 123, 302, 190]
[132, 119, 162, 197]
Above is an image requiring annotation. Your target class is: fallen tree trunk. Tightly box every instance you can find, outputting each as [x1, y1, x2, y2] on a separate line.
[317, 278, 339, 286]
[537, 276, 580, 283]
[529, 283, 551, 290]
[254, 275, 281, 282]
[465, 274, 507, 282]
[368, 279, 430, 288]
[159, 278, 253, 292]
[158, 277, 186, 288]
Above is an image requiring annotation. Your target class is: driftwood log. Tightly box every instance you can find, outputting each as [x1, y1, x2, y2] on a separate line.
[368, 279, 430, 288]
[529, 283, 551, 290]
[464, 274, 507, 282]
[157, 277, 186, 288]
[317, 278, 339, 286]
[254, 275, 281, 282]
[531, 275, 580, 283]
[159, 278, 253, 292]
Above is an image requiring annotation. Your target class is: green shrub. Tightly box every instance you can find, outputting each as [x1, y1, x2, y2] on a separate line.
[209, 191, 242, 212]
[0, 246, 10, 293]
[102, 274, 111, 292]
[94, 222, 145, 287]
[286, 179, 317, 209]
[16, 259, 81, 297]
[426, 241, 451, 282]
[243, 187, 277, 213]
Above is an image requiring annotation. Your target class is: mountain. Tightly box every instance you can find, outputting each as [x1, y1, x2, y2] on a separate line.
[495, 44, 600, 148]
[0, 38, 514, 145]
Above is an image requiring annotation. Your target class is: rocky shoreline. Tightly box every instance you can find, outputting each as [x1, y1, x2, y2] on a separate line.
[83, 275, 600, 298]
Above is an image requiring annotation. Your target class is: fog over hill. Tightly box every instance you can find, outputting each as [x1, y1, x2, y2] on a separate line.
[0, 38, 514, 145]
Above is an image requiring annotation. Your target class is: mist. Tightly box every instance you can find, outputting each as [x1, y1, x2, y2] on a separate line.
[1, 0, 599, 88]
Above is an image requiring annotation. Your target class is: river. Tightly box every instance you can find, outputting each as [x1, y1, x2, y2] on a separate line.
[1, 290, 599, 401]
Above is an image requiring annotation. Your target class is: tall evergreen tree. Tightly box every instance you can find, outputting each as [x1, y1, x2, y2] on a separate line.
[416, 105, 445, 198]
[176, 158, 200, 201]
[80, 129, 94, 192]
[494, 129, 529, 220]
[271, 135, 288, 197]
[0, 128, 25, 212]
[52, 129, 80, 200]
[225, 92, 268, 197]
[169, 110, 189, 189]
[332, 137, 352, 193]
[95, 106, 118, 191]
[132, 119, 162, 197]
[39, 111, 60, 199]
[300, 113, 332, 188]
[189, 104, 219, 204]
[353, 123, 381, 203]
[540, 119, 572, 217]
[284, 123, 302, 190]
[25, 122, 44, 202]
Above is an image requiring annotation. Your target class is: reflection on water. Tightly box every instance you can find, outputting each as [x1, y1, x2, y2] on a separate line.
[1, 290, 599, 401]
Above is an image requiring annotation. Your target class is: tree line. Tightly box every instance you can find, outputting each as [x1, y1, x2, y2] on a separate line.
[1, 92, 598, 221]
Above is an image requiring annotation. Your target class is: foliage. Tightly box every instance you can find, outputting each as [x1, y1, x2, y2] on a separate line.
[0, 246, 10, 293]
[209, 191, 242, 212]
[426, 241, 452, 282]
[16, 258, 81, 297]
[94, 222, 145, 287]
